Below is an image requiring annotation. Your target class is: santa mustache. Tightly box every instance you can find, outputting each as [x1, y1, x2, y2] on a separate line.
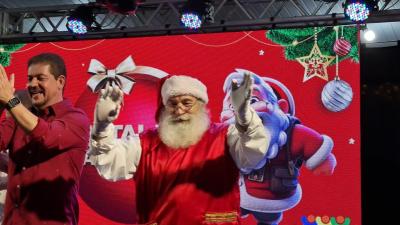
[169, 114, 191, 123]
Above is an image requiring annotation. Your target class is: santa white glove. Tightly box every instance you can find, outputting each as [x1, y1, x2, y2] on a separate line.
[92, 84, 123, 138]
[230, 72, 253, 131]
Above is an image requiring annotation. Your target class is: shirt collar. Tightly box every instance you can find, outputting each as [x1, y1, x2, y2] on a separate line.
[31, 99, 72, 117]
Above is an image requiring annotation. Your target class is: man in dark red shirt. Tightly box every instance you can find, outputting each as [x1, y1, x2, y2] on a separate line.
[0, 53, 90, 225]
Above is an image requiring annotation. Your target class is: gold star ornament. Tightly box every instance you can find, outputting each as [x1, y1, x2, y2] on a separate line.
[296, 42, 335, 82]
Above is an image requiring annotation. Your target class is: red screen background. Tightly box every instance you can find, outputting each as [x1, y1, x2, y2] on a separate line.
[5, 30, 361, 225]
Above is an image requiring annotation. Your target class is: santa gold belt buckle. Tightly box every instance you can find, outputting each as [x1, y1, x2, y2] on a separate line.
[247, 168, 265, 182]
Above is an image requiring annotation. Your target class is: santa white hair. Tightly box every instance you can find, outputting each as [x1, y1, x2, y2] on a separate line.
[161, 75, 209, 105]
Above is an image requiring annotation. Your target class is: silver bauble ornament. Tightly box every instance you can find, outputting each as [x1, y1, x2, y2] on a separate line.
[321, 79, 353, 112]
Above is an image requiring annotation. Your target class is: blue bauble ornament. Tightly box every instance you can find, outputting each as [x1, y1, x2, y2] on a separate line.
[321, 79, 353, 112]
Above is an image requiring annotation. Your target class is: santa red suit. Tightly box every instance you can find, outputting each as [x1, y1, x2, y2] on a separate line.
[240, 117, 334, 212]
[89, 75, 271, 225]
[136, 124, 239, 224]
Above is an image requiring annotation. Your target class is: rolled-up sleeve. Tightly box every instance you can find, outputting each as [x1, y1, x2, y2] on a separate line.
[88, 123, 141, 181]
[29, 111, 90, 151]
[227, 108, 271, 170]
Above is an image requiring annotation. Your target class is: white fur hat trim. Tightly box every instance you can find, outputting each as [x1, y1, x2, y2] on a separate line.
[161, 75, 208, 105]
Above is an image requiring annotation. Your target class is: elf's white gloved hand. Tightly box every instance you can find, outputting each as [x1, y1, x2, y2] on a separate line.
[93, 84, 123, 137]
[230, 72, 253, 129]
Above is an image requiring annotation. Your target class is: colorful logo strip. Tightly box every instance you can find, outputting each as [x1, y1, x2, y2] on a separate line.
[301, 215, 351, 225]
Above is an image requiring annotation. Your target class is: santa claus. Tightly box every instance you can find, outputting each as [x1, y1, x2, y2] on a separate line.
[89, 74, 272, 225]
[220, 69, 337, 225]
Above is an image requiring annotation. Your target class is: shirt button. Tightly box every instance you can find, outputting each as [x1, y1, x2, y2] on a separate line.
[22, 167, 26, 171]
[14, 204, 19, 208]
[28, 150, 32, 154]
[17, 184, 21, 189]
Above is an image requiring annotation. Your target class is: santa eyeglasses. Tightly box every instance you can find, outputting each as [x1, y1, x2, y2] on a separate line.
[166, 97, 200, 113]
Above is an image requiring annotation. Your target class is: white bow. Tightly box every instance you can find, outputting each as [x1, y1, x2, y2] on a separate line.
[86, 55, 168, 94]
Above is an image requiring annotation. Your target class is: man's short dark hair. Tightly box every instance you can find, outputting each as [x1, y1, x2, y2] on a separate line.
[28, 53, 66, 79]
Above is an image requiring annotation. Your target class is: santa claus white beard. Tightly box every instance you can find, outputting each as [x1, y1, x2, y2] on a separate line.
[158, 106, 210, 149]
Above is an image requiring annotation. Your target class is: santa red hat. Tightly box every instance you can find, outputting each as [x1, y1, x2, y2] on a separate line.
[160, 75, 209, 105]
[155, 75, 208, 123]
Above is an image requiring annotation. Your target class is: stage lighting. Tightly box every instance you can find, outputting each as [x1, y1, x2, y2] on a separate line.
[96, 0, 138, 15]
[343, 0, 379, 22]
[180, 0, 214, 29]
[364, 29, 376, 41]
[67, 5, 96, 34]
[181, 12, 203, 29]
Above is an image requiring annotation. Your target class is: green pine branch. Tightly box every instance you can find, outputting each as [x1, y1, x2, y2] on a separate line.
[266, 26, 359, 64]
[0, 43, 26, 66]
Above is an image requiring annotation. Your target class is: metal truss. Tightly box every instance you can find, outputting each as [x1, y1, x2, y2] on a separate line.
[1, 0, 400, 44]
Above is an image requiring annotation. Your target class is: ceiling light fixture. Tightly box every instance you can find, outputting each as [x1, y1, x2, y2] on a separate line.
[180, 0, 214, 29]
[343, 0, 379, 22]
[364, 29, 376, 41]
[66, 5, 97, 34]
[96, 0, 139, 15]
